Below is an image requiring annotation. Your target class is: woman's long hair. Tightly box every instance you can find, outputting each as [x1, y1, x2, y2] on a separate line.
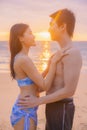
[9, 23, 29, 79]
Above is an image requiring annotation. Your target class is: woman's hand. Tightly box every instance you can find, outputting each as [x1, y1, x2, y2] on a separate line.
[51, 50, 69, 64]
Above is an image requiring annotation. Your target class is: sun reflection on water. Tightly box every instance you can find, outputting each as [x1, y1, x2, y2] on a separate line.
[34, 41, 52, 72]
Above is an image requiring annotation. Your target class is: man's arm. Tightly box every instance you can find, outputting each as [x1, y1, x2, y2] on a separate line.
[38, 49, 82, 104]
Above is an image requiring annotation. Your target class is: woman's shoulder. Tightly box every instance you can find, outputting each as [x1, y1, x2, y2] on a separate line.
[14, 55, 32, 68]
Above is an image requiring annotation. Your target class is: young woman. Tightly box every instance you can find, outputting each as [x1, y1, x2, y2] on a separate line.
[9, 23, 65, 130]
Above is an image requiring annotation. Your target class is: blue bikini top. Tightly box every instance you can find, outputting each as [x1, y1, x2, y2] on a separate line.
[16, 77, 34, 87]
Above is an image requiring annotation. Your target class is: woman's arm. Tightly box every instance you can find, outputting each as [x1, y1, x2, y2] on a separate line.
[41, 54, 54, 78]
[38, 60, 50, 92]
[20, 57, 56, 91]
[41, 65, 49, 78]
[20, 51, 63, 91]
[39, 54, 55, 92]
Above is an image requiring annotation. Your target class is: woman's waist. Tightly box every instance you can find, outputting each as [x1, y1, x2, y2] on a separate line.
[13, 94, 38, 111]
[18, 93, 39, 100]
[13, 102, 38, 113]
[19, 88, 39, 97]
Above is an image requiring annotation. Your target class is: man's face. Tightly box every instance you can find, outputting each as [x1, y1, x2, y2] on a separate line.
[49, 19, 62, 41]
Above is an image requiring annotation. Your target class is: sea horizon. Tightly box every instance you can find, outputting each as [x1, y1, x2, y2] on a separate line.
[0, 40, 87, 73]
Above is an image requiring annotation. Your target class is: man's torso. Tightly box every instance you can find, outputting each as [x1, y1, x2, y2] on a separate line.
[46, 46, 82, 95]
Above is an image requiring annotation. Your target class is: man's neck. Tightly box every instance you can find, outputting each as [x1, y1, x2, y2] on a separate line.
[58, 35, 73, 50]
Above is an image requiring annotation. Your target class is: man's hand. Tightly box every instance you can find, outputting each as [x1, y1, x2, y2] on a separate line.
[17, 95, 40, 109]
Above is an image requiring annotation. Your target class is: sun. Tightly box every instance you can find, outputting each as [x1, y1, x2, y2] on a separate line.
[34, 31, 51, 41]
[39, 32, 50, 39]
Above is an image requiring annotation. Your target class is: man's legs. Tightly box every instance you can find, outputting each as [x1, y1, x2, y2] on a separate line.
[64, 101, 75, 130]
[45, 99, 75, 130]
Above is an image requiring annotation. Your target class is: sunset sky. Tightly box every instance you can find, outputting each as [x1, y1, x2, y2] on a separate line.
[0, 0, 87, 41]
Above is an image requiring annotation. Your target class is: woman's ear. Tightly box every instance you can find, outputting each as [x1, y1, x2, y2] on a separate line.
[18, 36, 24, 42]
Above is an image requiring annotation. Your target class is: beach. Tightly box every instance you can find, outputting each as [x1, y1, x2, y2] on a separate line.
[0, 41, 87, 130]
[0, 71, 87, 130]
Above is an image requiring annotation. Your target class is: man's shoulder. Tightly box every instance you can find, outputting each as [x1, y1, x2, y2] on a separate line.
[66, 47, 80, 55]
[62, 47, 82, 66]
[64, 47, 81, 58]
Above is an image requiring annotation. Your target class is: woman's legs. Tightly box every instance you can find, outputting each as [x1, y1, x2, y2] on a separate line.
[29, 118, 37, 130]
[11, 102, 38, 130]
[14, 117, 24, 130]
[13, 117, 36, 130]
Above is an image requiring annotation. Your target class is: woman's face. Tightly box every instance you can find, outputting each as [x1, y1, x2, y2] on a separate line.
[20, 27, 36, 47]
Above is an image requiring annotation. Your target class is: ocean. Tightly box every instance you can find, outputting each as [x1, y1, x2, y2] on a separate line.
[0, 41, 87, 73]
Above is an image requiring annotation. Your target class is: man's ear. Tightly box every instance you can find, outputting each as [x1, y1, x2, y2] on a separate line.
[60, 23, 66, 31]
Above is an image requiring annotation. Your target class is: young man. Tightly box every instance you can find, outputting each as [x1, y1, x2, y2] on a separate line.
[18, 9, 82, 130]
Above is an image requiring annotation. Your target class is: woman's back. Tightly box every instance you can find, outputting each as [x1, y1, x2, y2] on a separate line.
[13, 54, 39, 98]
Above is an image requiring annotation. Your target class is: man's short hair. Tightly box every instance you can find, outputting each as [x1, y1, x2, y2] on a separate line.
[50, 8, 75, 37]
